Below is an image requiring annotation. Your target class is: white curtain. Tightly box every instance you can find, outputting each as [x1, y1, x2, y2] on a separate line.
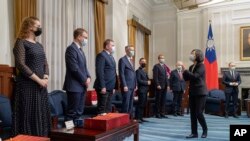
[135, 29, 145, 69]
[37, 0, 95, 91]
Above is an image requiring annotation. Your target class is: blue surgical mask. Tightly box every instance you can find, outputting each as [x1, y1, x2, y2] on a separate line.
[81, 39, 88, 47]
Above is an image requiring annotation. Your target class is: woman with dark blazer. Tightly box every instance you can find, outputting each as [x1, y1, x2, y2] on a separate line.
[183, 49, 208, 138]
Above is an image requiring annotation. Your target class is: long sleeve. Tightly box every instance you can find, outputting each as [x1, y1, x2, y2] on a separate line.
[95, 54, 106, 88]
[13, 39, 34, 77]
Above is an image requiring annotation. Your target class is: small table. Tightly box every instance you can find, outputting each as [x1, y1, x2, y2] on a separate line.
[245, 99, 250, 117]
[49, 120, 139, 141]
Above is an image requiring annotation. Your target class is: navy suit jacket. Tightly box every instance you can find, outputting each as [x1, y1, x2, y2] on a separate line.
[183, 63, 207, 96]
[222, 70, 241, 94]
[118, 56, 136, 90]
[153, 63, 168, 89]
[170, 69, 186, 92]
[63, 42, 90, 92]
[94, 50, 117, 91]
[136, 67, 149, 94]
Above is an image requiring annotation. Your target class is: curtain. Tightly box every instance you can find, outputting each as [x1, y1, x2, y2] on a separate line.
[37, 0, 95, 91]
[94, 0, 106, 55]
[144, 34, 149, 72]
[14, 0, 37, 37]
[135, 29, 145, 69]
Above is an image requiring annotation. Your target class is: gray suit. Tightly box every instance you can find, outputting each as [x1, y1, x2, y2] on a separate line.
[118, 56, 137, 117]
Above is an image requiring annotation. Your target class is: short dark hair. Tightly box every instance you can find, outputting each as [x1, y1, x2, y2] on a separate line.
[158, 54, 164, 59]
[139, 58, 145, 62]
[73, 28, 87, 39]
[103, 39, 113, 49]
[192, 49, 204, 63]
[125, 45, 133, 50]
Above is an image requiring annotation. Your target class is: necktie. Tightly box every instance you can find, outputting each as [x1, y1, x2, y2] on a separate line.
[129, 58, 133, 67]
[178, 71, 183, 80]
[232, 71, 235, 79]
[79, 48, 84, 56]
[110, 55, 115, 64]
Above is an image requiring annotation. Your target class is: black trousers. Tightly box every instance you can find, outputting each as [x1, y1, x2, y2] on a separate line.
[66, 91, 86, 121]
[189, 95, 207, 135]
[121, 89, 135, 118]
[155, 89, 166, 116]
[173, 91, 184, 114]
[97, 90, 113, 114]
[136, 91, 148, 119]
[225, 89, 238, 114]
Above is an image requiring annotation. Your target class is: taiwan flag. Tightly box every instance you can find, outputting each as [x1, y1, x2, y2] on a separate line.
[204, 23, 219, 90]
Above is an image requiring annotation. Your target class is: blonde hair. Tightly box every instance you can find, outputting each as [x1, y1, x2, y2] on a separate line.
[17, 16, 39, 39]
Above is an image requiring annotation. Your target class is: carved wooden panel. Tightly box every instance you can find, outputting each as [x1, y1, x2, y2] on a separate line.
[0, 65, 15, 99]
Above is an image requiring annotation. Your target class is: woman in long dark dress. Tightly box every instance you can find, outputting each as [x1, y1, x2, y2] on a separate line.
[12, 16, 50, 136]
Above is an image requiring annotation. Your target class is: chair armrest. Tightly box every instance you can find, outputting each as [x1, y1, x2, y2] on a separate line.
[206, 97, 222, 104]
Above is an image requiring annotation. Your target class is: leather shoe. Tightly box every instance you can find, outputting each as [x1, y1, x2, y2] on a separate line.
[160, 114, 168, 118]
[186, 134, 198, 138]
[173, 113, 177, 116]
[201, 131, 207, 138]
[156, 115, 162, 118]
[225, 114, 228, 118]
[177, 113, 184, 116]
[140, 119, 148, 122]
[233, 114, 239, 118]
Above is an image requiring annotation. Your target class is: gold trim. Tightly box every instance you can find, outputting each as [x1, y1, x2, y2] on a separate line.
[240, 26, 250, 61]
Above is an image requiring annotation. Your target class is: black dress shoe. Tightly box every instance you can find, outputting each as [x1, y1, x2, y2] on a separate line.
[177, 113, 184, 116]
[186, 134, 198, 138]
[160, 114, 168, 118]
[233, 114, 239, 118]
[201, 131, 207, 138]
[225, 114, 228, 118]
[140, 119, 149, 122]
[173, 113, 177, 116]
[156, 115, 162, 118]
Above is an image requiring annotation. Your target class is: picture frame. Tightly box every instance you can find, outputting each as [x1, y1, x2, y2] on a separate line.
[240, 26, 250, 61]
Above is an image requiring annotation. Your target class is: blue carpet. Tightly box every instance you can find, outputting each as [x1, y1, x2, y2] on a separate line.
[124, 113, 249, 141]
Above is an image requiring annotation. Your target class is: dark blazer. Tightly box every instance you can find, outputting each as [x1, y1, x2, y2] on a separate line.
[136, 67, 149, 93]
[118, 56, 136, 89]
[94, 50, 116, 91]
[170, 69, 186, 92]
[63, 42, 90, 92]
[153, 63, 168, 89]
[183, 63, 207, 96]
[222, 70, 241, 93]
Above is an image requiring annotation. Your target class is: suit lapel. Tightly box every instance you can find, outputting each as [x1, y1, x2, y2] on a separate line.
[72, 42, 85, 63]
[103, 51, 114, 66]
[124, 56, 134, 70]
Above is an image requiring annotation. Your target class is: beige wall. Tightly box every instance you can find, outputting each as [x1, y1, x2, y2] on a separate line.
[177, 0, 250, 76]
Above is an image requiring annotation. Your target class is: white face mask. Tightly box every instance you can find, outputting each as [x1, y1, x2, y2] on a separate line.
[81, 39, 88, 47]
[111, 46, 115, 54]
[159, 59, 165, 63]
[230, 67, 236, 70]
[177, 65, 182, 70]
[189, 54, 195, 62]
[129, 50, 135, 57]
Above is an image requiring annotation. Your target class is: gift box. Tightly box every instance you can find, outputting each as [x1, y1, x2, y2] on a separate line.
[85, 90, 97, 106]
[84, 113, 129, 131]
[6, 134, 50, 141]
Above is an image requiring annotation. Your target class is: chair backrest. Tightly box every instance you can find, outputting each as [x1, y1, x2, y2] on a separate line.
[48, 90, 67, 116]
[166, 92, 174, 102]
[209, 89, 225, 101]
[0, 95, 12, 127]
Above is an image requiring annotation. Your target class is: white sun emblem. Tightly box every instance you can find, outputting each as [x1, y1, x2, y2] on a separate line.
[207, 39, 215, 51]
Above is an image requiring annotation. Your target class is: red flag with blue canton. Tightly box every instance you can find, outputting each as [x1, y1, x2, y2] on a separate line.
[204, 23, 219, 90]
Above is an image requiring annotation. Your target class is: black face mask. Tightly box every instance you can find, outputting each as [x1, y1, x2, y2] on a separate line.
[34, 27, 42, 36]
[141, 63, 146, 68]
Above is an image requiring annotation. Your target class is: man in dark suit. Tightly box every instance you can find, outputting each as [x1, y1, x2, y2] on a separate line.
[94, 39, 117, 115]
[153, 54, 169, 118]
[135, 58, 151, 123]
[170, 61, 186, 116]
[222, 62, 241, 118]
[63, 28, 91, 124]
[118, 45, 137, 118]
